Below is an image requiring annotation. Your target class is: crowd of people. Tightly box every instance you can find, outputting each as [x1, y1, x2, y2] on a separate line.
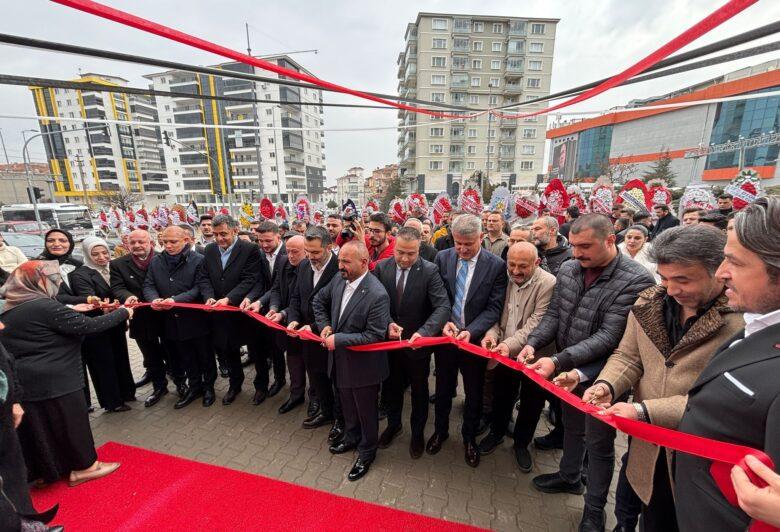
[0, 192, 778, 532]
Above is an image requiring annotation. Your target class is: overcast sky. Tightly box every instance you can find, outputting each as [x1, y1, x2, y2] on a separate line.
[1, 0, 779, 185]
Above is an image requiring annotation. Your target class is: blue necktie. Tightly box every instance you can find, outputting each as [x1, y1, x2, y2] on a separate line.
[452, 258, 469, 328]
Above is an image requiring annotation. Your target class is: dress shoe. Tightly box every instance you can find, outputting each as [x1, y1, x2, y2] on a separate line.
[302, 413, 334, 429]
[144, 387, 168, 408]
[68, 461, 120, 486]
[534, 428, 564, 451]
[175, 388, 202, 409]
[268, 380, 285, 398]
[579, 504, 606, 532]
[328, 420, 345, 443]
[514, 445, 533, 473]
[475, 416, 490, 437]
[307, 400, 320, 418]
[347, 457, 373, 481]
[176, 382, 188, 398]
[478, 431, 504, 456]
[612, 525, 636, 532]
[278, 396, 304, 414]
[107, 404, 131, 413]
[532, 472, 585, 495]
[134, 371, 151, 388]
[464, 441, 480, 467]
[222, 387, 240, 405]
[240, 351, 251, 367]
[409, 435, 425, 459]
[425, 433, 448, 455]
[218, 364, 229, 379]
[378, 424, 402, 449]
[252, 389, 267, 406]
[202, 388, 216, 407]
[328, 440, 356, 454]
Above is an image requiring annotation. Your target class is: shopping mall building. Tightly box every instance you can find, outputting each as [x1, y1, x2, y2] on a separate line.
[546, 60, 780, 187]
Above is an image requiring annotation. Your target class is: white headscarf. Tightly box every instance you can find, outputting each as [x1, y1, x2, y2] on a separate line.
[81, 236, 111, 284]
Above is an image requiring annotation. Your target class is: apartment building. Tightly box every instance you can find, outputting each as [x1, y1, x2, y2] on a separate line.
[365, 163, 399, 200]
[397, 13, 558, 195]
[336, 166, 366, 207]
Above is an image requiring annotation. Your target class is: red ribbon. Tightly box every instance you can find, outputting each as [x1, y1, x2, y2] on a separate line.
[126, 301, 775, 529]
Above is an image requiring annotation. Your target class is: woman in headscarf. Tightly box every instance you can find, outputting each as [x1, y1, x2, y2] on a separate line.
[69, 237, 135, 413]
[37, 229, 94, 307]
[618, 224, 659, 281]
[0, 261, 131, 486]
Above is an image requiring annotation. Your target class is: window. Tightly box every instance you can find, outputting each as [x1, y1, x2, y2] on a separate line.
[265, 109, 273, 115]
[451, 127, 465, 137]
[469, 95, 480, 105]
[432, 18, 448, 30]
[432, 56, 446, 67]
[467, 128, 478, 138]
[489, 95, 498, 105]
[467, 145, 477, 154]
[527, 78, 541, 88]
[431, 74, 446, 86]
[473, 22, 484, 32]
[452, 56, 468, 70]
[520, 161, 534, 170]
[507, 58, 523, 72]
[472, 41, 483, 52]
[467, 161, 476, 170]
[268, 137, 274, 144]
[492, 41, 503, 52]
[454, 18, 471, 32]
[449, 161, 463, 172]
[531, 23, 545, 34]
[529, 42, 544, 53]
[430, 127, 444, 137]
[432, 38, 447, 49]
[487, 145, 495, 154]
[430, 92, 445, 103]
[452, 92, 467, 104]
[492, 23, 503, 33]
[429, 160, 443, 170]
[529, 60, 543, 71]
[430, 144, 444, 154]
[487, 162, 494, 170]
[472, 59, 482, 69]
[488, 129, 496, 138]
[471, 77, 481, 87]
[454, 38, 469, 52]
[522, 145, 536, 155]
[489, 78, 500, 88]
[522, 128, 537, 139]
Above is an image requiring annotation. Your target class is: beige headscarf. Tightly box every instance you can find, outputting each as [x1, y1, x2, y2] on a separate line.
[0, 260, 62, 312]
[82, 236, 111, 284]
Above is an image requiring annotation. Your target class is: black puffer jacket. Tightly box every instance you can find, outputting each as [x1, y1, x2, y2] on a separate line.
[541, 235, 572, 276]
[526, 252, 656, 373]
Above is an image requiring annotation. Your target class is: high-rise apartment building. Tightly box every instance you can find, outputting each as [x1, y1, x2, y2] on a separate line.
[145, 55, 327, 206]
[397, 13, 558, 195]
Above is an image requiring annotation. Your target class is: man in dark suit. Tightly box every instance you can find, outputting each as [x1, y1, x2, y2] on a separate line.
[313, 240, 392, 481]
[650, 203, 680, 239]
[197, 214, 261, 405]
[675, 196, 780, 532]
[427, 213, 507, 467]
[286, 226, 342, 439]
[403, 218, 437, 262]
[373, 227, 450, 458]
[143, 225, 215, 409]
[111, 229, 185, 407]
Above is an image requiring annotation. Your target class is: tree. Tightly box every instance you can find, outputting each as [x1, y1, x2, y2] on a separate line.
[326, 199, 338, 210]
[94, 189, 144, 211]
[642, 149, 677, 187]
[380, 176, 403, 212]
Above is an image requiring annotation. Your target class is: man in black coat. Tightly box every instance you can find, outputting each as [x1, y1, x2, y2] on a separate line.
[531, 216, 572, 276]
[143, 225, 215, 409]
[403, 218, 437, 262]
[675, 197, 780, 532]
[650, 204, 680, 239]
[373, 227, 450, 458]
[285, 226, 342, 439]
[111, 229, 185, 407]
[313, 240, 392, 481]
[198, 214, 261, 405]
[427, 214, 507, 468]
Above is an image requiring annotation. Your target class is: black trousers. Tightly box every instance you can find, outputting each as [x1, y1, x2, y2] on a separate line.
[175, 336, 217, 391]
[433, 344, 487, 442]
[160, 339, 186, 385]
[286, 337, 307, 401]
[385, 349, 430, 438]
[339, 384, 380, 461]
[490, 363, 547, 448]
[135, 336, 170, 389]
[222, 346, 245, 389]
[309, 370, 342, 421]
[641, 453, 679, 532]
[250, 331, 286, 392]
[82, 327, 135, 410]
[615, 448, 643, 530]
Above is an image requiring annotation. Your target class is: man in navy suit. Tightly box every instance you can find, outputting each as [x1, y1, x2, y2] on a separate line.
[427, 213, 507, 467]
[313, 240, 392, 481]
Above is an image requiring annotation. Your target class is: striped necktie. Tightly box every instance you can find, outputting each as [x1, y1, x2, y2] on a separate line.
[452, 258, 469, 327]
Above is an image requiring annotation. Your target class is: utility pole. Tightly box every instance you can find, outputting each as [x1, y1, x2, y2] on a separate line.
[246, 22, 265, 201]
[21, 134, 43, 232]
[74, 153, 91, 208]
[485, 88, 493, 189]
[0, 129, 9, 165]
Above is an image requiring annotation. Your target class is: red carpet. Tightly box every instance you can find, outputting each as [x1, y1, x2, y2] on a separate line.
[31, 442, 483, 531]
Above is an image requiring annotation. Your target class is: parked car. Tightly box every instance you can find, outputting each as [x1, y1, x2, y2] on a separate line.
[0, 232, 45, 259]
[0, 221, 52, 236]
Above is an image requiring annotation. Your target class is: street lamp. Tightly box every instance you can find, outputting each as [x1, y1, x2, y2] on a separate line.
[21, 129, 44, 231]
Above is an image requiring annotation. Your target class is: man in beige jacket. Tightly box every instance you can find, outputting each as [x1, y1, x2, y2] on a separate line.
[572, 225, 744, 532]
[476, 242, 556, 472]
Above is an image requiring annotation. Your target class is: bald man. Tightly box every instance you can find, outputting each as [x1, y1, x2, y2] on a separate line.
[477, 242, 557, 473]
[143, 225, 215, 409]
[404, 218, 437, 262]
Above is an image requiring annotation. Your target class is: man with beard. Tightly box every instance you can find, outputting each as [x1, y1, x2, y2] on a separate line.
[351, 213, 395, 271]
[531, 216, 572, 276]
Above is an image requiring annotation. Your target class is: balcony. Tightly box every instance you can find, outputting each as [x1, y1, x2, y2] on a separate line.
[284, 154, 304, 164]
[508, 20, 527, 36]
[453, 39, 470, 53]
[451, 75, 469, 89]
[453, 18, 471, 33]
[505, 83, 523, 93]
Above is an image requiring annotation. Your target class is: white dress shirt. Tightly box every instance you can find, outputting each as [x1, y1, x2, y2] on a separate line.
[266, 244, 282, 274]
[744, 308, 780, 338]
[311, 252, 332, 287]
[339, 270, 368, 320]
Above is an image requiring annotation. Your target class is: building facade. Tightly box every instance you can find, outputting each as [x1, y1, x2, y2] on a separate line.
[365, 163, 399, 200]
[397, 13, 558, 196]
[145, 55, 326, 207]
[546, 60, 780, 187]
[336, 166, 366, 207]
[28, 73, 169, 200]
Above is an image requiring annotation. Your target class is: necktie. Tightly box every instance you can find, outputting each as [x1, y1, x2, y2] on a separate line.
[452, 258, 469, 327]
[396, 268, 407, 306]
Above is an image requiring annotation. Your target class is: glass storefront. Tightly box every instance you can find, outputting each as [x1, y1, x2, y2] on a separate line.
[575, 125, 613, 179]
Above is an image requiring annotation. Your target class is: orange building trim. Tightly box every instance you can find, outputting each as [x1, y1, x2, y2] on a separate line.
[609, 149, 690, 165]
[702, 165, 775, 181]
[546, 70, 780, 139]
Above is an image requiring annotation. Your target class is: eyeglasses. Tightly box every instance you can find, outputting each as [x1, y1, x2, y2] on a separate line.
[368, 228, 385, 234]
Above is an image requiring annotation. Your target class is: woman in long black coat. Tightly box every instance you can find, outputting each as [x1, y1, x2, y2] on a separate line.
[69, 237, 135, 412]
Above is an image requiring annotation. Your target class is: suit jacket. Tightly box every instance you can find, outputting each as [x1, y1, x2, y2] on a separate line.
[198, 239, 262, 350]
[110, 253, 161, 340]
[142, 248, 210, 341]
[312, 272, 391, 388]
[419, 242, 438, 262]
[267, 254, 297, 312]
[259, 245, 287, 308]
[674, 322, 780, 532]
[435, 248, 507, 343]
[373, 256, 450, 359]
